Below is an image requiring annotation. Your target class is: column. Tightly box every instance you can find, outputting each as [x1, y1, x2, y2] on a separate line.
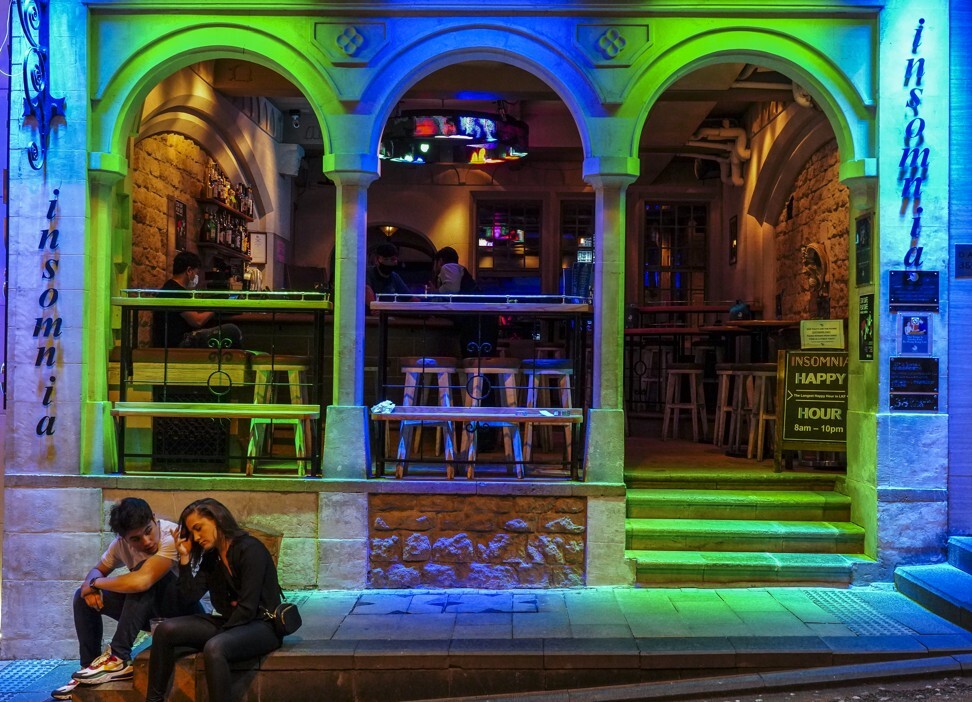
[582, 158, 639, 485]
[83, 153, 129, 473]
[321, 154, 378, 479]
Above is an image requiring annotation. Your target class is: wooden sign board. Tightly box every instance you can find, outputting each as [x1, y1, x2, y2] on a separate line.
[775, 350, 848, 468]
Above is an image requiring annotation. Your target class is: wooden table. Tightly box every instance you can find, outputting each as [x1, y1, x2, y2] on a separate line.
[728, 319, 802, 362]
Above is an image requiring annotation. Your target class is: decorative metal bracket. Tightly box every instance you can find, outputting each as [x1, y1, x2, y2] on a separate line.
[17, 0, 66, 170]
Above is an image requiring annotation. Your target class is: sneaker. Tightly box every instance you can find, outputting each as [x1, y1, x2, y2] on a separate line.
[50, 679, 80, 700]
[71, 648, 133, 684]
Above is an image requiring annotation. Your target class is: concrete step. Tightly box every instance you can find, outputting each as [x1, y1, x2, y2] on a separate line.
[626, 518, 865, 554]
[72, 682, 140, 702]
[625, 468, 841, 491]
[947, 536, 972, 574]
[895, 562, 972, 631]
[626, 549, 872, 587]
[626, 489, 851, 521]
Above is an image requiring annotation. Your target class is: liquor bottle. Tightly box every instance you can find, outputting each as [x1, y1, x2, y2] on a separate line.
[200, 211, 216, 243]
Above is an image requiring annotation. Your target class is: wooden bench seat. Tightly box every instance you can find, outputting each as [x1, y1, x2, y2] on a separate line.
[370, 406, 582, 479]
[112, 402, 319, 419]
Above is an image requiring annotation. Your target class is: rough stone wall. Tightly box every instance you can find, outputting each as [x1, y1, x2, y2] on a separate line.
[774, 140, 849, 320]
[368, 494, 586, 588]
[131, 133, 208, 289]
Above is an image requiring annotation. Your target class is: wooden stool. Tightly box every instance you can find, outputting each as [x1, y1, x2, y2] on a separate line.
[397, 356, 459, 478]
[247, 355, 313, 476]
[661, 363, 708, 442]
[521, 358, 574, 463]
[746, 364, 778, 461]
[461, 357, 523, 478]
[713, 364, 737, 447]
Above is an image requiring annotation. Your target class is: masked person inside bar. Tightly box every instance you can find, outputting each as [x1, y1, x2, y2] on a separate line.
[151, 251, 243, 348]
[366, 242, 412, 298]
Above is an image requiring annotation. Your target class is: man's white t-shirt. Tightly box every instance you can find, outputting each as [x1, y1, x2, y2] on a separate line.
[437, 263, 466, 293]
[99, 518, 179, 573]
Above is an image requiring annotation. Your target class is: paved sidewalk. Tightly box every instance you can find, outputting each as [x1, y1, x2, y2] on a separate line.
[4, 585, 972, 701]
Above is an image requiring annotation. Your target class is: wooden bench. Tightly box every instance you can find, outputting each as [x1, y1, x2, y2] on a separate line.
[370, 405, 582, 479]
[112, 402, 320, 475]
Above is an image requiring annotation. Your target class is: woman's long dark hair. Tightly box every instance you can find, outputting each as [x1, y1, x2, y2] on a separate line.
[179, 498, 247, 562]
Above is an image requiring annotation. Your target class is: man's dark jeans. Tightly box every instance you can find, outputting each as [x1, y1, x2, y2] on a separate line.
[72, 570, 201, 665]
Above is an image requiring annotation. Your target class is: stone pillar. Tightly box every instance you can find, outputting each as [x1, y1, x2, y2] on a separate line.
[581, 158, 639, 485]
[321, 155, 378, 479]
[83, 154, 129, 473]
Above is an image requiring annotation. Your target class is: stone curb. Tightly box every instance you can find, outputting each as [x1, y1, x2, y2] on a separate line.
[407, 654, 972, 702]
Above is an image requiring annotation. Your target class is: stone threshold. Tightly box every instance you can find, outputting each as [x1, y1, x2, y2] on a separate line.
[3, 473, 626, 496]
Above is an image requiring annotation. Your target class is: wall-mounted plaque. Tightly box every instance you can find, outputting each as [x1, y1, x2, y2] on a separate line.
[859, 293, 874, 361]
[896, 313, 932, 356]
[889, 356, 939, 413]
[855, 213, 872, 285]
[889, 270, 940, 311]
[956, 244, 972, 279]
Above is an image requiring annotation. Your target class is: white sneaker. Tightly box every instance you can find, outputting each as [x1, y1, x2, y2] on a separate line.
[50, 678, 80, 699]
[71, 646, 133, 684]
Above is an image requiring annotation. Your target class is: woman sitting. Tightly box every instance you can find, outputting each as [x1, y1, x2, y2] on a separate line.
[145, 498, 283, 702]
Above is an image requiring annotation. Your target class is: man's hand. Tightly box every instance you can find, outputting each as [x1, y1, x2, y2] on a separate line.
[82, 590, 104, 611]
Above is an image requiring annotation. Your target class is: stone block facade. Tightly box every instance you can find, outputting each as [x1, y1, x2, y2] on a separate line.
[775, 140, 850, 320]
[368, 494, 587, 588]
[131, 133, 208, 291]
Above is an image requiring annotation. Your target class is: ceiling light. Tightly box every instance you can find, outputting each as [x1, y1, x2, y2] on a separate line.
[379, 110, 528, 166]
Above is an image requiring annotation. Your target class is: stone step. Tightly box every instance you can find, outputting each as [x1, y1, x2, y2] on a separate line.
[72, 682, 141, 702]
[626, 489, 851, 521]
[626, 550, 872, 587]
[625, 468, 840, 491]
[895, 562, 972, 631]
[626, 518, 865, 553]
[947, 536, 972, 574]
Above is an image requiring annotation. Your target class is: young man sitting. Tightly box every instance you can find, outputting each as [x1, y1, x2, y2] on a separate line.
[51, 498, 201, 699]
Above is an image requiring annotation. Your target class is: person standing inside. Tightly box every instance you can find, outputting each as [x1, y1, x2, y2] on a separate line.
[151, 251, 242, 348]
[144, 498, 284, 702]
[51, 498, 200, 700]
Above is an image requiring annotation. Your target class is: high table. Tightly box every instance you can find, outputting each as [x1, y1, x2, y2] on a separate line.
[728, 319, 802, 362]
[370, 295, 592, 480]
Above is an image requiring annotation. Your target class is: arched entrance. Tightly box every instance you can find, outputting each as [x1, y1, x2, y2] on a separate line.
[619, 43, 875, 586]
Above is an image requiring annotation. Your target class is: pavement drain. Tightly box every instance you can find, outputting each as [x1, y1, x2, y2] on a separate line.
[804, 589, 916, 636]
[0, 659, 61, 694]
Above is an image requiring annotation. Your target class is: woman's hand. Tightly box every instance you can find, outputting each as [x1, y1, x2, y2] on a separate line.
[172, 525, 192, 564]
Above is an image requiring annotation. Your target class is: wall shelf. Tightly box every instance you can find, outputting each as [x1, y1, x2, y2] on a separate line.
[196, 197, 255, 223]
[198, 241, 251, 262]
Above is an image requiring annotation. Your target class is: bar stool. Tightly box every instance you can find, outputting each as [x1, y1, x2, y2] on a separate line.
[521, 358, 574, 463]
[461, 357, 523, 478]
[247, 354, 313, 476]
[397, 356, 460, 478]
[661, 363, 708, 442]
[713, 363, 738, 447]
[746, 363, 778, 461]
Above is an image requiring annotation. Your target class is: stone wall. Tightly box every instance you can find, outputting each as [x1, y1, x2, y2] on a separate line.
[131, 133, 208, 290]
[774, 140, 850, 320]
[368, 494, 586, 588]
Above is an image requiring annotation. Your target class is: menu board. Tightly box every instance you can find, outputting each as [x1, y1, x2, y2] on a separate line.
[778, 351, 848, 450]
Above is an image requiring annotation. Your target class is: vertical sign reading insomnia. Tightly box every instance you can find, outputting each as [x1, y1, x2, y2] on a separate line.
[901, 18, 931, 269]
[34, 189, 62, 438]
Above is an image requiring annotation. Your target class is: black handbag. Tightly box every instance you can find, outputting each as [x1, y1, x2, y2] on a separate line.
[268, 600, 302, 637]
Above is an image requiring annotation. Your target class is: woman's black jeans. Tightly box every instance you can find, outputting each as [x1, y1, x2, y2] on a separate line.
[145, 614, 280, 702]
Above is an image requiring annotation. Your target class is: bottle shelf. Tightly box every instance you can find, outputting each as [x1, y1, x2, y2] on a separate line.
[196, 198, 255, 223]
[198, 241, 252, 262]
